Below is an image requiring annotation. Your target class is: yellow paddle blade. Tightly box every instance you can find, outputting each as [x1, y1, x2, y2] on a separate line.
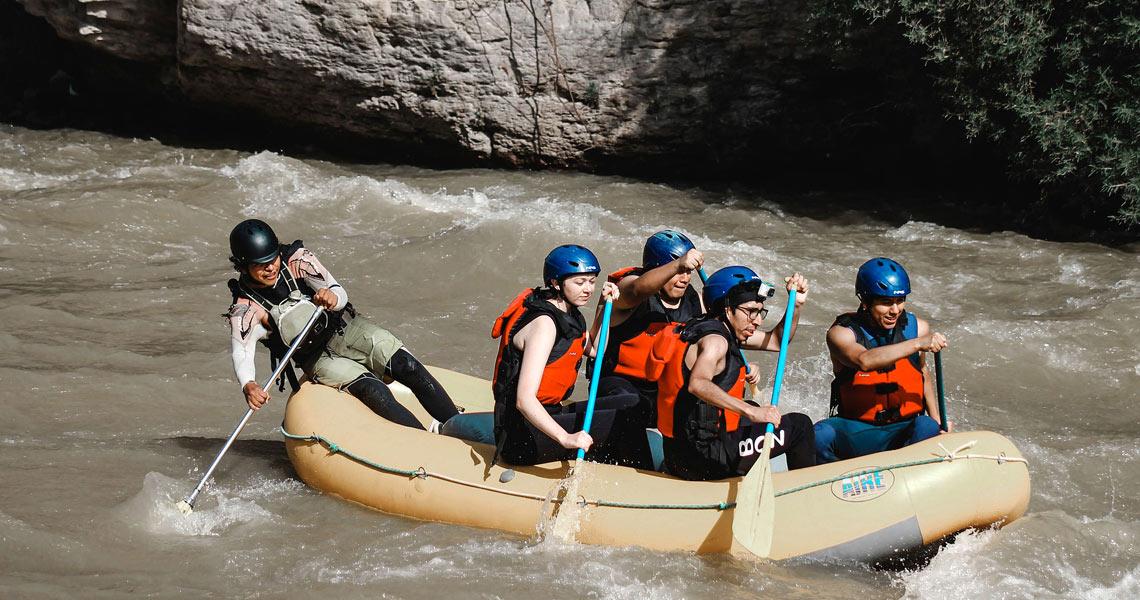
[731, 434, 776, 558]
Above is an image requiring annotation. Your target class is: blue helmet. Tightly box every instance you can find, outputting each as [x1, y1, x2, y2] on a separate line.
[855, 257, 911, 300]
[642, 230, 696, 270]
[543, 244, 601, 285]
[703, 266, 775, 309]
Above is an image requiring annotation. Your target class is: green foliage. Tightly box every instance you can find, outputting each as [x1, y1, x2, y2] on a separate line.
[583, 81, 600, 109]
[816, 0, 1140, 227]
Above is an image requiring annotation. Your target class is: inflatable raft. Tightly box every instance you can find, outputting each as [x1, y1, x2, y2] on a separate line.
[282, 367, 1030, 561]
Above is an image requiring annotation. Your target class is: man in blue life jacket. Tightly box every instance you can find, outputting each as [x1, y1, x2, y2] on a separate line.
[814, 258, 949, 463]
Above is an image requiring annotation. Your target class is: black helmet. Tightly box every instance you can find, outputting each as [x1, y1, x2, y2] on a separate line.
[229, 219, 280, 267]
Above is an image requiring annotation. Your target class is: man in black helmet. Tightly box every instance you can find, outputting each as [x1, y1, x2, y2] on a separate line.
[225, 219, 459, 430]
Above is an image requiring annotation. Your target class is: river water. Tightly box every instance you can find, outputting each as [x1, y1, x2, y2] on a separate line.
[1, 124, 1137, 598]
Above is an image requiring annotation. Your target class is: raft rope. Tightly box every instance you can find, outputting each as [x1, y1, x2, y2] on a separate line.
[279, 427, 1026, 511]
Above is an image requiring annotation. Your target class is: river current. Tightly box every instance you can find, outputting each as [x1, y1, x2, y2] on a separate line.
[1, 124, 1137, 598]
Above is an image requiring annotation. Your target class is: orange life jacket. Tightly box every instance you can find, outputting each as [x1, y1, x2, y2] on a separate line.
[647, 318, 746, 439]
[830, 311, 926, 424]
[491, 288, 587, 407]
[601, 266, 703, 382]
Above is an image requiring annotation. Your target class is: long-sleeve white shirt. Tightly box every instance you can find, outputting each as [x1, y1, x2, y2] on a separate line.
[227, 246, 347, 387]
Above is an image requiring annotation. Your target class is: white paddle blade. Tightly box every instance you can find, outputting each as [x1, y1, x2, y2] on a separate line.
[731, 437, 776, 557]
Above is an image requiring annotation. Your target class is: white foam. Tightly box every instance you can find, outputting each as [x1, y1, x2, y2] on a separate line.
[221, 152, 628, 238]
[115, 472, 274, 536]
[885, 221, 972, 246]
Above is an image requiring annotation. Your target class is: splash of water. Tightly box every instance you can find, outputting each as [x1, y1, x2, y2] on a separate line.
[114, 472, 274, 536]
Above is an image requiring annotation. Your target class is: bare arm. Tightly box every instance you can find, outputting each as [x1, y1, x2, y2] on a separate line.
[741, 273, 809, 352]
[514, 316, 592, 451]
[687, 335, 781, 426]
[615, 249, 704, 310]
[828, 315, 948, 373]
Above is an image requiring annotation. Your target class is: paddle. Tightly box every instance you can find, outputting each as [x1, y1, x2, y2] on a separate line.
[177, 306, 326, 514]
[935, 352, 948, 431]
[698, 268, 757, 395]
[547, 297, 612, 539]
[576, 298, 614, 461]
[731, 289, 796, 558]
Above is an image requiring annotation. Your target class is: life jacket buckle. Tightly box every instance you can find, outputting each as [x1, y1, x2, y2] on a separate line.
[874, 382, 900, 395]
[873, 407, 902, 425]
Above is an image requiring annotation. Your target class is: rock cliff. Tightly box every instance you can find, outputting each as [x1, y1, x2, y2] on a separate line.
[14, 0, 818, 170]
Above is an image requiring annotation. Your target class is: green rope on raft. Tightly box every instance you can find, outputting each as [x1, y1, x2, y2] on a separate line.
[279, 426, 1007, 511]
[281, 427, 420, 478]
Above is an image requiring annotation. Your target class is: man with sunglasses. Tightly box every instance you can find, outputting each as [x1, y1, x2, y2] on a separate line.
[814, 257, 948, 463]
[651, 266, 815, 481]
[225, 219, 460, 430]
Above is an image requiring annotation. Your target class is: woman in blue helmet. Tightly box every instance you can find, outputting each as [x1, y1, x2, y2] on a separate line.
[814, 257, 949, 463]
[651, 266, 815, 480]
[484, 244, 638, 466]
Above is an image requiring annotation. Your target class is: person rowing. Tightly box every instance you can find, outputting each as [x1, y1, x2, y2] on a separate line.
[649, 266, 816, 480]
[487, 244, 641, 466]
[593, 230, 706, 468]
[813, 257, 948, 463]
[224, 219, 458, 429]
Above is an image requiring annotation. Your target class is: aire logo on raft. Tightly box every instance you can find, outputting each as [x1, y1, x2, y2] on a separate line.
[831, 468, 894, 502]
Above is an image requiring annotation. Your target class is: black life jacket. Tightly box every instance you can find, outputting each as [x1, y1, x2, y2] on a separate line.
[491, 287, 588, 465]
[228, 240, 348, 391]
[651, 317, 748, 440]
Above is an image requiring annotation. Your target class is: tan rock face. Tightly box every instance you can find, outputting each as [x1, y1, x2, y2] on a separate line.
[17, 0, 813, 169]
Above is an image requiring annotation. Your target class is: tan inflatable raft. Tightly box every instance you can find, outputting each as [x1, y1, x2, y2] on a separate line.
[282, 367, 1030, 561]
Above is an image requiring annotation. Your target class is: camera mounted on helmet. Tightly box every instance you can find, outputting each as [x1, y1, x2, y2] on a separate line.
[725, 279, 775, 308]
[702, 265, 774, 314]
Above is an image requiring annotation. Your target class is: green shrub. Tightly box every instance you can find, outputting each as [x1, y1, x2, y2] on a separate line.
[816, 0, 1139, 227]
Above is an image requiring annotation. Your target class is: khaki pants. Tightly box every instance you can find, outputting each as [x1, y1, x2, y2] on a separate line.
[305, 316, 404, 388]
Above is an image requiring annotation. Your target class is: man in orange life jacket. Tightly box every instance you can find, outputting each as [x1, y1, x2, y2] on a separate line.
[225, 219, 459, 429]
[594, 230, 706, 467]
[651, 266, 815, 481]
[487, 244, 634, 466]
[814, 257, 948, 463]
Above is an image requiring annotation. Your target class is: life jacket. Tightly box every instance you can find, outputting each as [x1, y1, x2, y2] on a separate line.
[600, 266, 704, 382]
[647, 318, 746, 439]
[491, 288, 588, 407]
[491, 287, 588, 464]
[228, 240, 348, 391]
[830, 310, 925, 424]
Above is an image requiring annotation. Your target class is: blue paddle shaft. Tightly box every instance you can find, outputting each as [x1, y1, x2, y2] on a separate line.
[577, 299, 614, 460]
[765, 290, 797, 434]
[935, 352, 948, 431]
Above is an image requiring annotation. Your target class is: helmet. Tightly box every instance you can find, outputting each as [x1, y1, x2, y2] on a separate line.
[642, 230, 696, 270]
[543, 244, 601, 285]
[855, 257, 911, 300]
[229, 219, 280, 267]
[703, 266, 774, 309]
